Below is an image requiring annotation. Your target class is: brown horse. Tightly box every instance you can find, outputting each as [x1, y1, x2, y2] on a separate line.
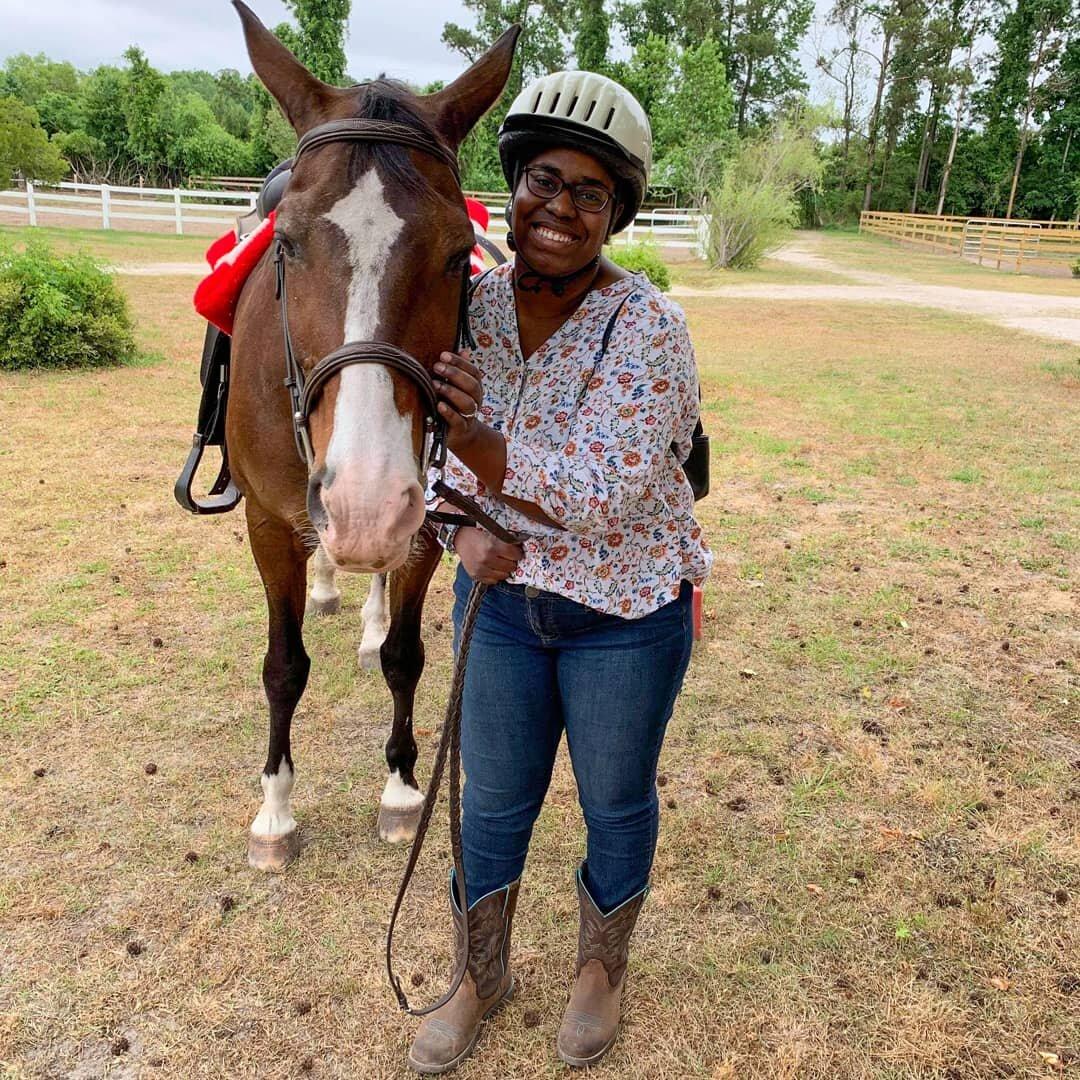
[226, 1, 518, 870]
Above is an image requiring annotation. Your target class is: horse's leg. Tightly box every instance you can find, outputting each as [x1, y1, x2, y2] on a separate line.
[358, 573, 389, 671]
[306, 542, 341, 616]
[245, 502, 311, 872]
[376, 528, 443, 844]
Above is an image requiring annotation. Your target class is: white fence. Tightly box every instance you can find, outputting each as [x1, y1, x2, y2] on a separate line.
[0, 180, 706, 251]
[0, 181, 257, 233]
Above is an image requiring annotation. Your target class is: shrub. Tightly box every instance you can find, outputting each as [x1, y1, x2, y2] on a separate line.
[1071, 258, 1080, 278]
[607, 242, 672, 291]
[0, 239, 139, 371]
[704, 111, 823, 269]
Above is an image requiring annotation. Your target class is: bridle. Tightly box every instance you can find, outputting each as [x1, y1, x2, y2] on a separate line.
[273, 117, 476, 475]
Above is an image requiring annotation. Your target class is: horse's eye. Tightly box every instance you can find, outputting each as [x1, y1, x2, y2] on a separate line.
[445, 247, 473, 275]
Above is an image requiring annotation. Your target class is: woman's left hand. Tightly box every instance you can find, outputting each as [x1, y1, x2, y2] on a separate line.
[434, 350, 483, 451]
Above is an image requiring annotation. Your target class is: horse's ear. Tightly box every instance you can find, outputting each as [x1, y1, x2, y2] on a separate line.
[232, 0, 341, 136]
[425, 25, 522, 151]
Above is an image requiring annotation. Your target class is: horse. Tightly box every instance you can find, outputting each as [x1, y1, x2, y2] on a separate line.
[225, 1, 519, 871]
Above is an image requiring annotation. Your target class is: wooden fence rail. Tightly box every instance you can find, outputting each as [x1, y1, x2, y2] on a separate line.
[1, 180, 706, 251]
[860, 210, 1080, 273]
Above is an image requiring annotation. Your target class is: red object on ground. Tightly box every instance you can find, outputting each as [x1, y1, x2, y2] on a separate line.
[692, 585, 704, 641]
[193, 199, 494, 336]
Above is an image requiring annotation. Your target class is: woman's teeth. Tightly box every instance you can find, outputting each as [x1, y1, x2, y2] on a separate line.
[535, 225, 575, 245]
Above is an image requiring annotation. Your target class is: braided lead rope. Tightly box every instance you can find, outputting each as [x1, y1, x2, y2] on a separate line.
[386, 577, 488, 1015]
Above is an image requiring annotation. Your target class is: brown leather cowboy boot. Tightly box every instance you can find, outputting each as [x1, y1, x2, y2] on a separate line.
[557, 866, 648, 1068]
[408, 875, 521, 1075]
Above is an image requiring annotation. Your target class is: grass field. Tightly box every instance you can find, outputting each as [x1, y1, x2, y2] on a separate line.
[0, 227, 1077, 1079]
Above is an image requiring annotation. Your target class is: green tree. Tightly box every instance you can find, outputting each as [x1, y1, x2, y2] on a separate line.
[0, 97, 68, 186]
[575, 0, 612, 70]
[0, 53, 79, 104]
[284, 0, 352, 85]
[83, 66, 130, 165]
[121, 46, 168, 176]
[659, 37, 736, 197]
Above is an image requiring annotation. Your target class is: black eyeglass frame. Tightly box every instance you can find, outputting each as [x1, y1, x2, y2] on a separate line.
[521, 166, 616, 214]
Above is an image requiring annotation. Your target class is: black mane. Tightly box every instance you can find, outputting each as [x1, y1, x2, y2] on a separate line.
[344, 78, 443, 194]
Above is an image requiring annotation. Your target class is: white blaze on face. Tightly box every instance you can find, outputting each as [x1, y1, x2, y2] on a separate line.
[322, 170, 416, 483]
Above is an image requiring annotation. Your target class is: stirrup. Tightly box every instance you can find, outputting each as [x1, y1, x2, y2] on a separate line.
[174, 433, 242, 515]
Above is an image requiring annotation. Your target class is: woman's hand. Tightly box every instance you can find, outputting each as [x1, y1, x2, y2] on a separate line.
[455, 526, 524, 585]
[434, 350, 483, 453]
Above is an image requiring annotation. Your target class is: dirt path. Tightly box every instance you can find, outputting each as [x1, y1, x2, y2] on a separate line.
[115, 238, 1080, 344]
[675, 236, 1080, 344]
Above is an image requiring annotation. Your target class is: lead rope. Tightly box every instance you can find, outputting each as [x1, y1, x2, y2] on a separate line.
[386, 481, 521, 1015]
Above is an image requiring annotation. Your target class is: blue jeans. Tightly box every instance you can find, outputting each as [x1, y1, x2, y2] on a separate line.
[452, 564, 694, 913]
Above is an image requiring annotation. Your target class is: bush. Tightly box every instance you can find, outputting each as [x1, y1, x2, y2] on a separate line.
[704, 111, 823, 269]
[1072, 258, 1080, 278]
[0, 239, 139, 371]
[607, 242, 672, 291]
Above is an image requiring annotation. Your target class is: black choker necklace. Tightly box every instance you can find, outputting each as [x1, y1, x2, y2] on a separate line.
[510, 243, 601, 298]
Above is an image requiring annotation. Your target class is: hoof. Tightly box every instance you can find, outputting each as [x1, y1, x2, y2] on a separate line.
[306, 594, 341, 617]
[378, 802, 424, 845]
[247, 829, 300, 872]
[358, 644, 383, 673]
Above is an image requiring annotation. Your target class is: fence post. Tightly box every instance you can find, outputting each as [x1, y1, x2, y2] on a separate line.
[174, 188, 183, 235]
[101, 185, 111, 230]
[26, 180, 37, 227]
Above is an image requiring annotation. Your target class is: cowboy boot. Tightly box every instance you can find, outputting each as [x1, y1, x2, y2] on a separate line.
[557, 865, 649, 1068]
[408, 875, 521, 1075]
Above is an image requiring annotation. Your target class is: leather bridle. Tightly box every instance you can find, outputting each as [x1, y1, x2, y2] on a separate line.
[274, 118, 476, 475]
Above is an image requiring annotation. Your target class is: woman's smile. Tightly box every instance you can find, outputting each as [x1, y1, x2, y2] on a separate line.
[531, 221, 580, 248]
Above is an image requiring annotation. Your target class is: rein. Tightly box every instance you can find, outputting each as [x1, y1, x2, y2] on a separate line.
[274, 116, 516, 1017]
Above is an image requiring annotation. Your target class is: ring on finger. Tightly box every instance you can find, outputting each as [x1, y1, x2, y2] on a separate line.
[461, 407, 478, 421]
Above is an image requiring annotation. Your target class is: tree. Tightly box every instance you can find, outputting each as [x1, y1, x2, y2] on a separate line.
[0, 54, 79, 105]
[575, 0, 612, 71]
[284, 0, 352, 85]
[618, 0, 812, 129]
[121, 47, 168, 176]
[1004, 0, 1072, 216]
[658, 37, 736, 197]
[0, 97, 68, 187]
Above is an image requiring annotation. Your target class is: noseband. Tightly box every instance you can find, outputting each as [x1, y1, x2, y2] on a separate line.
[274, 118, 475, 471]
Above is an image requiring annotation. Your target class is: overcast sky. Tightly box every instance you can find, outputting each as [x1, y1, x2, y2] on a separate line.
[1, 0, 834, 100]
[1, 0, 473, 86]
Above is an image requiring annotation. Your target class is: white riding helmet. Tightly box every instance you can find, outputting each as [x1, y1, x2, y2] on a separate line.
[499, 71, 652, 235]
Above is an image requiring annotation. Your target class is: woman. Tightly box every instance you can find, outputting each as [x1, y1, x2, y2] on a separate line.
[409, 70, 713, 1074]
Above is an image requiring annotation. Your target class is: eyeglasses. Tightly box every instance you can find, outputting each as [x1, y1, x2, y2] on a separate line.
[523, 167, 615, 214]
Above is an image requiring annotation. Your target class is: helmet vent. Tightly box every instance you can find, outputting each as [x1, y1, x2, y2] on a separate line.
[584, 99, 597, 123]
[567, 95, 579, 116]
[550, 92, 562, 113]
[533, 91, 543, 111]
[603, 107, 616, 131]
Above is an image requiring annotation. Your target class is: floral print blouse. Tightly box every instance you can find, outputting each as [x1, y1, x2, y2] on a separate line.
[442, 263, 713, 619]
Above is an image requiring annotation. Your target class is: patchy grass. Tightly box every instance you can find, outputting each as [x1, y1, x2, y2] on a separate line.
[0, 223, 210, 267]
[0, 232, 1077, 1079]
